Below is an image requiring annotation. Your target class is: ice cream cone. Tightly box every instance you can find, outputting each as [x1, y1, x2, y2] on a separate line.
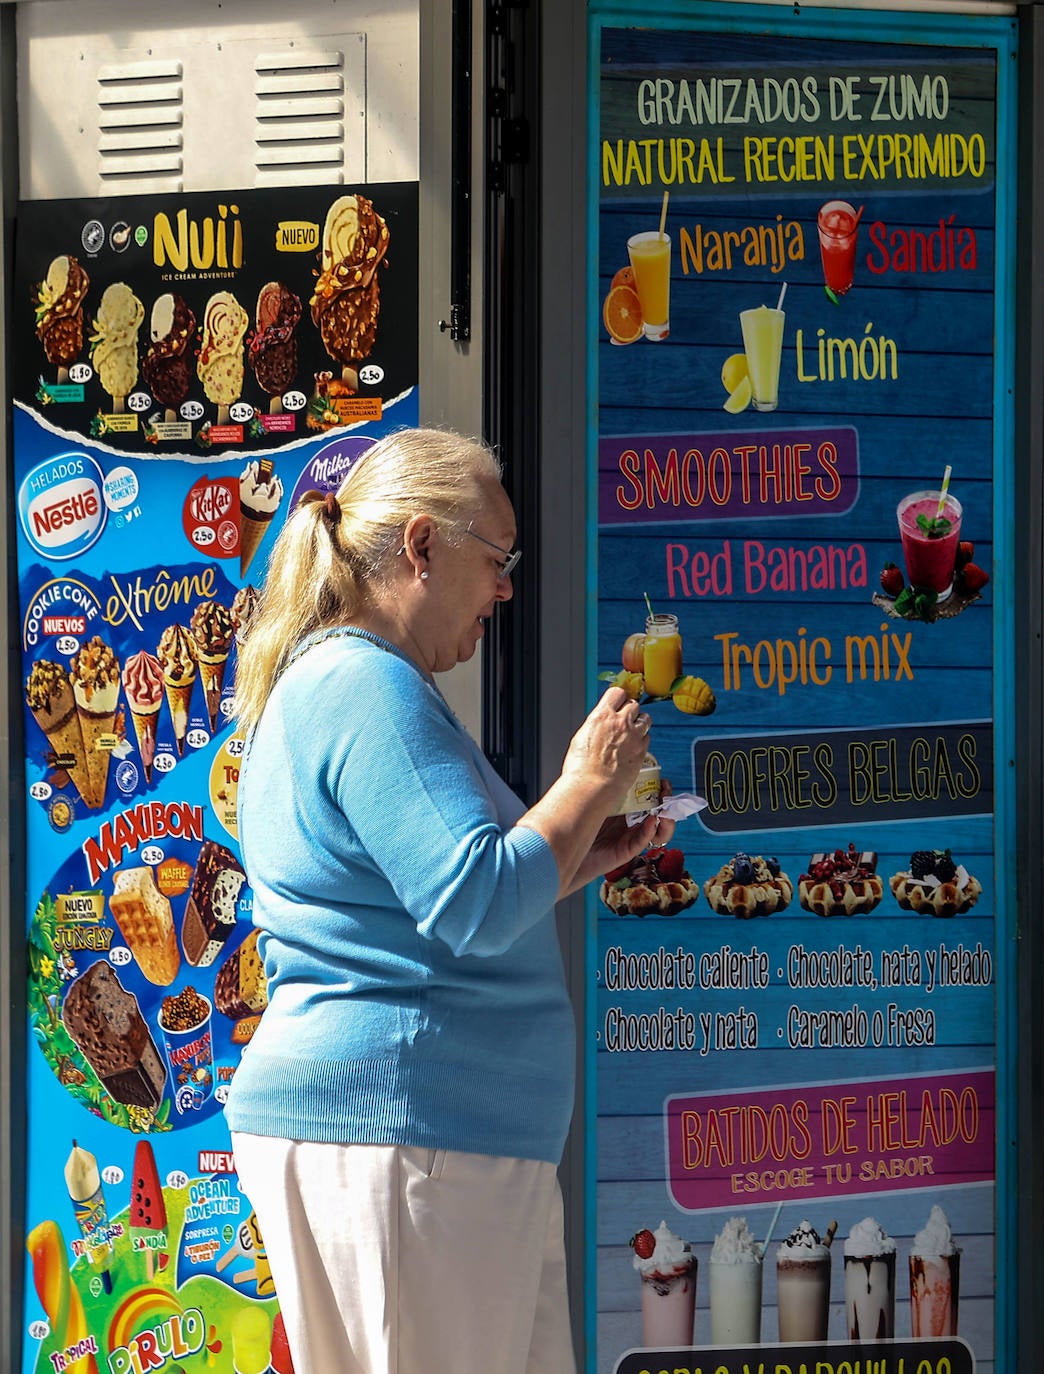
[164, 679, 194, 756]
[26, 661, 91, 806]
[197, 651, 228, 733]
[77, 704, 117, 808]
[69, 637, 121, 811]
[239, 509, 274, 579]
[157, 625, 198, 758]
[129, 705, 160, 783]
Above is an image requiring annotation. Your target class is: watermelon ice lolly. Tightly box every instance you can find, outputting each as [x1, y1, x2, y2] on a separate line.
[130, 1140, 168, 1279]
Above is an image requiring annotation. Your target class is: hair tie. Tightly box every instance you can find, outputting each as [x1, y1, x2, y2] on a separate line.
[322, 491, 342, 526]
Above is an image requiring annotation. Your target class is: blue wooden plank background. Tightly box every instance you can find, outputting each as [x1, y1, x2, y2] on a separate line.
[591, 14, 1008, 1374]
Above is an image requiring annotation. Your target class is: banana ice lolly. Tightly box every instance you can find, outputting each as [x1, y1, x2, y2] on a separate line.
[197, 291, 249, 415]
[90, 282, 144, 409]
[34, 254, 90, 375]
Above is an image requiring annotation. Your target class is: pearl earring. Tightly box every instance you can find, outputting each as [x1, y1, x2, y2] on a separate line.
[420, 570, 429, 581]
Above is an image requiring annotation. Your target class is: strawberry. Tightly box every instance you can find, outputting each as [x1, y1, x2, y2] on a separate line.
[655, 848, 686, 881]
[879, 562, 904, 597]
[630, 1228, 656, 1259]
[956, 540, 974, 569]
[960, 561, 989, 594]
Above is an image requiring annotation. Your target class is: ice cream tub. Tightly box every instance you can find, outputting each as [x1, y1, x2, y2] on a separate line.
[614, 753, 662, 816]
[158, 986, 215, 1114]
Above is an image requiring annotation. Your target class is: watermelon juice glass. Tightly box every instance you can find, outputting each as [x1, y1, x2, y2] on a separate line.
[897, 490, 963, 599]
[817, 199, 860, 296]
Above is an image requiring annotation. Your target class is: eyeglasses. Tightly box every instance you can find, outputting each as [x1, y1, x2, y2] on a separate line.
[466, 524, 521, 580]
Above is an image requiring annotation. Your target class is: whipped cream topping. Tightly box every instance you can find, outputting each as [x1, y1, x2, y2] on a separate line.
[911, 1205, 959, 1258]
[711, 1215, 762, 1265]
[844, 1216, 896, 1257]
[633, 1220, 693, 1279]
[778, 1219, 830, 1261]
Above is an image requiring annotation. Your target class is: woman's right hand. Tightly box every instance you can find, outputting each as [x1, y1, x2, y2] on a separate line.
[560, 686, 651, 803]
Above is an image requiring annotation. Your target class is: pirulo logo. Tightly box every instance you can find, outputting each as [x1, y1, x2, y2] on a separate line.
[153, 203, 244, 272]
[18, 452, 107, 560]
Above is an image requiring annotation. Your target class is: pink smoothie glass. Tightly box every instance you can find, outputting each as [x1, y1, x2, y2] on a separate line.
[897, 490, 962, 600]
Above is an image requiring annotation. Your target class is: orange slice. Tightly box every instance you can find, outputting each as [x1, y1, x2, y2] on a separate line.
[603, 284, 643, 345]
[611, 265, 636, 290]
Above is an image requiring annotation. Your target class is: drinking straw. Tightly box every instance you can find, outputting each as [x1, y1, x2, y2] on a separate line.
[776, 281, 788, 312]
[935, 465, 953, 520]
[823, 1220, 839, 1248]
[853, 204, 865, 226]
[643, 591, 656, 620]
[658, 190, 669, 240]
[760, 1200, 784, 1255]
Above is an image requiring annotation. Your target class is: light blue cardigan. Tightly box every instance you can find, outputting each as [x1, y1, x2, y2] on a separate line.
[224, 629, 575, 1163]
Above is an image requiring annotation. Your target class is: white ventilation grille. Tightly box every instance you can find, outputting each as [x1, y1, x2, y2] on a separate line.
[97, 59, 185, 192]
[254, 40, 364, 186]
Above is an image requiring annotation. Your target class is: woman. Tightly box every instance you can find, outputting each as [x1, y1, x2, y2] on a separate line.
[226, 428, 672, 1374]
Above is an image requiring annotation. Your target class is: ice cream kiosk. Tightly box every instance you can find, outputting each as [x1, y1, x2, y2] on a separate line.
[3, 1, 1044, 1372]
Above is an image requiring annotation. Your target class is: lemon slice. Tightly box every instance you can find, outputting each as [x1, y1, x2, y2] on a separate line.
[721, 353, 748, 394]
[723, 375, 752, 413]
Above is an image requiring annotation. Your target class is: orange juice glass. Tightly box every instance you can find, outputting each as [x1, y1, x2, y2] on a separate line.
[644, 613, 682, 696]
[627, 232, 671, 340]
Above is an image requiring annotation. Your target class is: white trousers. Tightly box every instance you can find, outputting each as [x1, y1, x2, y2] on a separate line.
[230, 1134, 578, 1374]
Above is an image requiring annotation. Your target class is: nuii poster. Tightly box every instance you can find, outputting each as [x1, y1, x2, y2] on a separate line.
[589, 8, 1015, 1374]
[14, 184, 418, 1374]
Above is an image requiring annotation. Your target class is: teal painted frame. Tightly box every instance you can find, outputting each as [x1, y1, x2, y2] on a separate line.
[584, 3, 1018, 1369]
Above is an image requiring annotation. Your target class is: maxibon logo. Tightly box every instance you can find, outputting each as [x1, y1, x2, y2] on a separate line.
[18, 452, 107, 560]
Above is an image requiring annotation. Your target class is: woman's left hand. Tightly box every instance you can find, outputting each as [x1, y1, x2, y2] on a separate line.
[567, 803, 677, 896]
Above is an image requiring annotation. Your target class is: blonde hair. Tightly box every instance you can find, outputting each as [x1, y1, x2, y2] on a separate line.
[233, 427, 501, 732]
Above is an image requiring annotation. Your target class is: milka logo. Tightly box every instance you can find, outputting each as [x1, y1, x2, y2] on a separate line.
[153, 204, 244, 271]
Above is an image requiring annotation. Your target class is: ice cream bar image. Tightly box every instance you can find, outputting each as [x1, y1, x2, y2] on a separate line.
[62, 961, 166, 1111]
[142, 292, 196, 417]
[130, 1139, 168, 1279]
[34, 253, 90, 377]
[182, 839, 246, 967]
[26, 1220, 100, 1374]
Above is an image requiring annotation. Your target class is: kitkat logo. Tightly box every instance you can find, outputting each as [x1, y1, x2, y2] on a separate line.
[183, 475, 240, 559]
[18, 453, 107, 560]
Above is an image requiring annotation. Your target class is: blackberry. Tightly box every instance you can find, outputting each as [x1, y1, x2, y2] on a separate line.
[933, 850, 957, 884]
[909, 850, 936, 880]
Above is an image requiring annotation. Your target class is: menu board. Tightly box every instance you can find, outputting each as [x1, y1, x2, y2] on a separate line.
[589, 9, 1015, 1374]
[14, 184, 418, 1374]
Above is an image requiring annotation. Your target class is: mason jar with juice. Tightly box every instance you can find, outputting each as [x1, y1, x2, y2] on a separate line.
[643, 613, 683, 697]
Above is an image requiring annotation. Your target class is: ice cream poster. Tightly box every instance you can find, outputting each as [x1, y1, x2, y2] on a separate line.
[13, 184, 418, 1374]
[588, 8, 1014, 1374]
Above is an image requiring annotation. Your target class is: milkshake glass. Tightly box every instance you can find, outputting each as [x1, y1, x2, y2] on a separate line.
[909, 1205, 960, 1337]
[844, 1217, 896, 1341]
[897, 490, 962, 599]
[634, 1220, 697, 1347]
[709, 1216, 763, 1344]
[776, 1219, 833, 1342]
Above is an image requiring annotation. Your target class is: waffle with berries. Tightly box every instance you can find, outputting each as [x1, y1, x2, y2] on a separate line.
[798, 844, 884, 917]
[600, 847, 700, 916]
[702, 853, 793, 919]
[890, 848, 982, 918]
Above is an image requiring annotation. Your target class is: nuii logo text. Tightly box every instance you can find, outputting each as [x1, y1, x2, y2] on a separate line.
[19, 454, 107, 560]
[153, 204, 243, 271]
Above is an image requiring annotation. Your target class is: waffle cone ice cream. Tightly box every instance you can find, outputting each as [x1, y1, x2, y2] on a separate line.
[190, 601, 234, 733]
[69, 637, 121, 810]
[157, 625, 197, 757]
[109, 867, 180, 986]
[26, 659, 90, 805]
[239, 460, 284, 579]
[122, 651, 164, 783]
